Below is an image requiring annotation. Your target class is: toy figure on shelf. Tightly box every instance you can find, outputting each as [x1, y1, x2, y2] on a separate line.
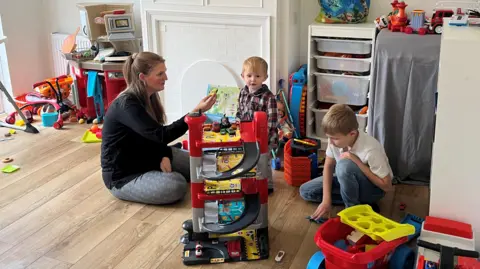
[374, 15, 389, 29]
[404, 10, 428, 34]
[276, 101, 294, 142]
[388, 0, 409, 32]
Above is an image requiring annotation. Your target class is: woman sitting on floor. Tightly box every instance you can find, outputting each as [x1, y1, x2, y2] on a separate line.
[101, 51, 216, 205]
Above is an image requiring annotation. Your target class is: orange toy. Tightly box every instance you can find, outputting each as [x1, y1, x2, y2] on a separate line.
[388, 0, 409, 32]
[34, 75, 73, 100]
[62, 27, 80, 54]
[283, 139, 320, 186]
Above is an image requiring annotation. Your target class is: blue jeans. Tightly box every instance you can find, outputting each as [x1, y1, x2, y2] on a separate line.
[299, 159, 385, 208]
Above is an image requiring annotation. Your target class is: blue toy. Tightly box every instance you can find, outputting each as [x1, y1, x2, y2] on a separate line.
[316, 0, 370, 24]
[289, 65, 307, 137]
[41, 112, 59, 127]
[87, 71, 105, 123]
[271, 149, 281, 170]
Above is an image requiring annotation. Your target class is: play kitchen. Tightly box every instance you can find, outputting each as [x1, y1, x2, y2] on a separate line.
[63, 3, 142, 123]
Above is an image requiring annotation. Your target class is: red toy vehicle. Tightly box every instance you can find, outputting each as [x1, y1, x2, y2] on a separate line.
[426, 9, 455, 34]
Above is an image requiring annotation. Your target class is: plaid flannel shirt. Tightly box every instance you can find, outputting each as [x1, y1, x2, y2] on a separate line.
[236, 85, 278, 150]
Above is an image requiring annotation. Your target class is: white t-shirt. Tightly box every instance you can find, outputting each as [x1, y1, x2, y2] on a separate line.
[326, 132, 393, 179]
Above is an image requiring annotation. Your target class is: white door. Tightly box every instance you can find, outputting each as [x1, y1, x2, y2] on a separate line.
[144, 11, 270, 123]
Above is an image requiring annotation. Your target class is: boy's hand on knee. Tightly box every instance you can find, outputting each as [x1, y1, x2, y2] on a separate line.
[160, 157, 172, 173]
[311, 201, 331, 221]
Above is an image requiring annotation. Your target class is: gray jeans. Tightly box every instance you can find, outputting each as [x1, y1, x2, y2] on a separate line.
[110, 147, 190, 205]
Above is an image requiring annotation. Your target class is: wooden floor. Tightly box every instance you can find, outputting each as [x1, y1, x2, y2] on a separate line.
[0, 121, 430, 269]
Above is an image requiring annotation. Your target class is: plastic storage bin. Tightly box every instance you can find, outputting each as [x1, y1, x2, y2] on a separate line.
[284, 139, 315, 187]
[314, 55, 371, 73]
[315, 72, 369, 106]
[312, 106, 368, 137]
[311, 107, 328, 138]
[314, 38, 372, 55]
[357, 114, 367, 133]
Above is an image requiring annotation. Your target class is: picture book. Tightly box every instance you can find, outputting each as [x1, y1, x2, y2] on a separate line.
[205, 84, 240, 123]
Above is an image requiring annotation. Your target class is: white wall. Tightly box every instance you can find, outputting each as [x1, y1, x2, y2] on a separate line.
[0, 0, 51, 100]
[430, 23, 480, 252]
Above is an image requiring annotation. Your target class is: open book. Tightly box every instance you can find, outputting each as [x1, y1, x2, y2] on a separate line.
[205, 84, 240, 123]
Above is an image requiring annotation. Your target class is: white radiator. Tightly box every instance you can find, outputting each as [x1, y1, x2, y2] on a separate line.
[50, 32, 91, 77]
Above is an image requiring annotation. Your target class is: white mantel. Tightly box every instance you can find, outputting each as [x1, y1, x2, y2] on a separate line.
[139, 0, 300, 122]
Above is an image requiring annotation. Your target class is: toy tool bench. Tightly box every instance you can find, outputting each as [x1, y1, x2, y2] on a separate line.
[180, 111, 270, 265]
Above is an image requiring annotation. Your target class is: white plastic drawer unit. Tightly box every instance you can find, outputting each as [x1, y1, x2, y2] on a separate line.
[311, 106, 328, 138]
[314, 38, 372, 55]
[311, 106, 368, 138]
[314, 55, 371, 73]
[315, 72, 369, 106]
[357, 113, 367, 133]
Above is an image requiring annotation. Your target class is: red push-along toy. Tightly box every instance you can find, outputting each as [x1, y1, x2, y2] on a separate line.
[307, 205, 422, 269]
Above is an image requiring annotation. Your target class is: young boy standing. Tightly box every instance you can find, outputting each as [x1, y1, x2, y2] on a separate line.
[236, 56, 278, 193]
[299, 104, 393, 220]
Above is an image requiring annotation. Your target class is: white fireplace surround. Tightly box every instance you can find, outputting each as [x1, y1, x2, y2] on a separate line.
[140, 0, 300, 122]
[142, 11, 270, 60]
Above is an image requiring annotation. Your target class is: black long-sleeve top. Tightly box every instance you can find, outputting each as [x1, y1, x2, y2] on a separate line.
[101, 92, 189, 189]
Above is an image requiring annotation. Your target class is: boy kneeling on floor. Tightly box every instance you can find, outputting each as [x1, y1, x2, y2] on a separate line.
[300, 104, 393, 221]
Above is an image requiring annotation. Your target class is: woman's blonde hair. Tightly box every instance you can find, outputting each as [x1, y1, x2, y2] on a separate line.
[119, 52, 166, 124]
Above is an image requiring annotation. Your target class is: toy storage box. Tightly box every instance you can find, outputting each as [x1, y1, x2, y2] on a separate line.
[314, 38, 372, 54]
[314, 56, 371, 73]
[311, 106, 368, 138]
[284, 139, 314, 186]
[315, 73, 369, 106]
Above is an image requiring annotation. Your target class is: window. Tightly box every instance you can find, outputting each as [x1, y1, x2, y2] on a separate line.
[0, 14, 13, 113]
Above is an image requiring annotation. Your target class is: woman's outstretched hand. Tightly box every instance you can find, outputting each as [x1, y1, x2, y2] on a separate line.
[192, 94, 217, 113]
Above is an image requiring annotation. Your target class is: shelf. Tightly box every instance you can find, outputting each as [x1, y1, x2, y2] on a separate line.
[306, 23, 377, 147]
[310, 22, 377, 39]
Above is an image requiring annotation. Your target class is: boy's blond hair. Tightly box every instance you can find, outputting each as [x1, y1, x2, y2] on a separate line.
[322, 104, 359, 135]
[242, 56, 268, 76]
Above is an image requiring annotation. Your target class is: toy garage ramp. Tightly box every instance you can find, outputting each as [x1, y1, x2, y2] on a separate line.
[201, 142, 260, 181]
[202, 193, 260, 234]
